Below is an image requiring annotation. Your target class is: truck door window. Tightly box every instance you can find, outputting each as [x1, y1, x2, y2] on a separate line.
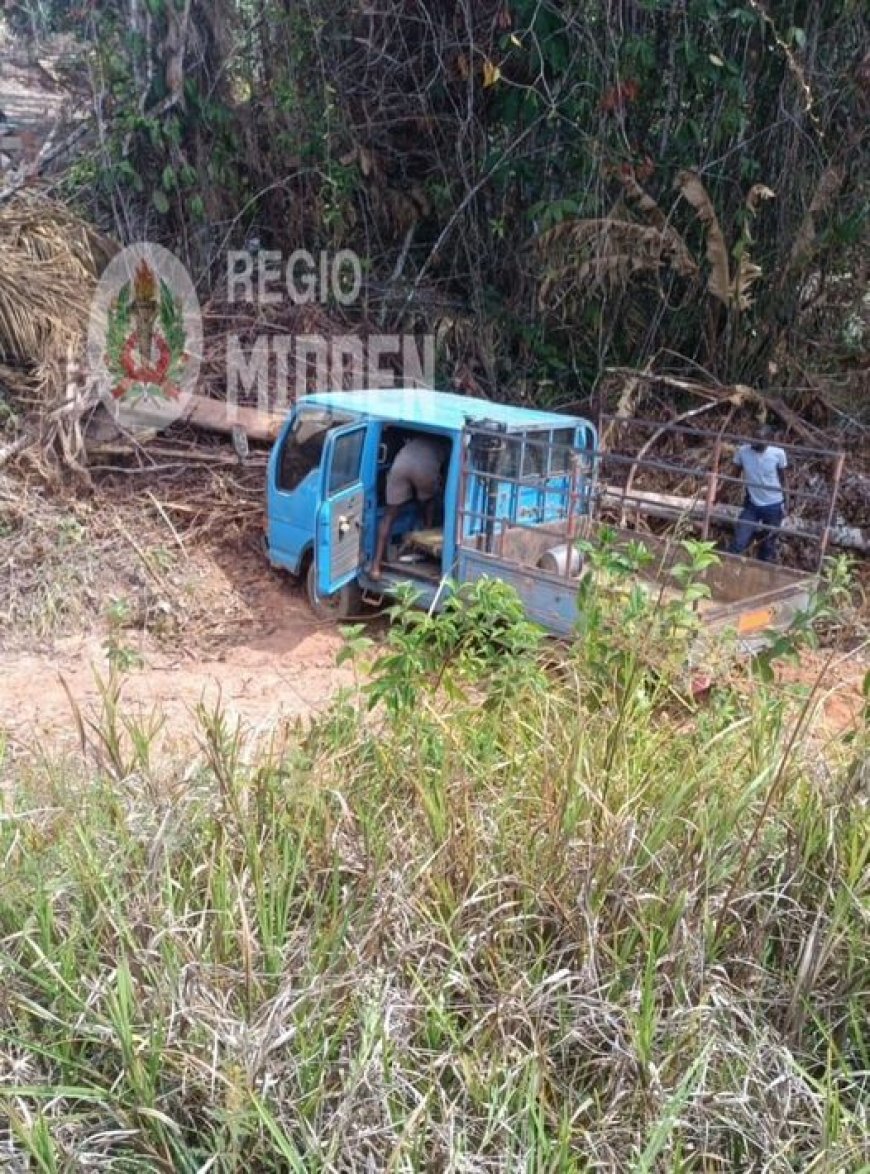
[278, 409, 351, 492]
[328, 427, 365, 494]
[493, 436, 520, 479]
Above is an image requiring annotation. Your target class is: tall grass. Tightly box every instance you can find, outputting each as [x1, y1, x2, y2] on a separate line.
[0, 577, 867, 1170]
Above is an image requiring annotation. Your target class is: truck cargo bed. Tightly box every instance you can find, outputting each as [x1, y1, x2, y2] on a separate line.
[458, 519, 815, 644]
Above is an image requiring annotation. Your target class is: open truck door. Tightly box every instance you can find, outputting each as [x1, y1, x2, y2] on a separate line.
[315, 422, 368, 599]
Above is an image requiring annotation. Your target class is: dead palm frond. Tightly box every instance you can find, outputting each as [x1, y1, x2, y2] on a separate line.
[787, 165, 846, 275]
[0, 196, 113, 373]
[733, 182, 776, 310]
[0, 197, 117, 472]
[674, 170, 732, 306]
[614, 167, 699, 280]
[675, 171, 774, 311]
[536, 218, 688, 308]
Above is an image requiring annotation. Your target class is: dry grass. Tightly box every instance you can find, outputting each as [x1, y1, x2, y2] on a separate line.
[0, 464, 264, 649]
[0, 195, 115, 471]
[0, 581, 867, 1170]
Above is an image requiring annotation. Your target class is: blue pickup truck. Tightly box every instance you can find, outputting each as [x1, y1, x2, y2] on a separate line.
[265, 387, 815, 644]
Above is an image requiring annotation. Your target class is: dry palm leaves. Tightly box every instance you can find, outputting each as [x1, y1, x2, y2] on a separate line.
[0, 195, 113, 370]
[0, 195, 115, 469]
[675, 170, 774, 311]
[535, 169, 776, 318]
[786, 164, 846, 275]
[536, 218, 689, 308]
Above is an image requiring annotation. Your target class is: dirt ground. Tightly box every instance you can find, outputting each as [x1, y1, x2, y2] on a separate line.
[0, 585, 354, 754]
[0, 599, 863, 763]
[0, 478, 359, 757]
[0, 474, 866, 761]
[0, 566, 359, 757]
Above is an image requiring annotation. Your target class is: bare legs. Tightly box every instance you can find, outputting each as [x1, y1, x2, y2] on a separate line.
[371, 503, 400, 580]
[370, 498, 437, 580]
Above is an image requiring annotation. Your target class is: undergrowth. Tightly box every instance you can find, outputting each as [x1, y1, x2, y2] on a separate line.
[0, 570, 867, 1171]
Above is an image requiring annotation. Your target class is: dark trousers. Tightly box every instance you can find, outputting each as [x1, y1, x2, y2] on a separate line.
[731, 497, 784, 562]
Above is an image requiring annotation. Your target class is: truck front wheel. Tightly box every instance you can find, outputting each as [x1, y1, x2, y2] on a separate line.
[305, 561, 361, 622]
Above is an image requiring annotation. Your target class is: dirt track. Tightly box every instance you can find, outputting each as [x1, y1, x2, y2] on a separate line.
[0, 482, 865, 757]
[0, 602, 351, 753]
[0, 533, 356, 754]
[0, 598, 865, 761]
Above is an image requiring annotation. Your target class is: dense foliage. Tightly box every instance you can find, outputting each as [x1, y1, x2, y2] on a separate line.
[7, 1, 869, 395]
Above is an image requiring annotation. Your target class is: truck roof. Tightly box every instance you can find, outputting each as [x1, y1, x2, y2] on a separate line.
[302, 388, 590, 433]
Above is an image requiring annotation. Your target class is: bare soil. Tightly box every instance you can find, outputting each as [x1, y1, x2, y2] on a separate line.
[0, 589, 352, 753]
[0, 472, 865, 759]
[0, 478, 356, 755]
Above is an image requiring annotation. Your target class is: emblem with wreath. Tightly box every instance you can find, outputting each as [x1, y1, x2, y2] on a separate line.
[104, 259, 189, 403]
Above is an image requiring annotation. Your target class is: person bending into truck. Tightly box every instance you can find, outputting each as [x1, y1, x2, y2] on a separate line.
[729, 426, 789, 562]
[371, 435, 446, 580]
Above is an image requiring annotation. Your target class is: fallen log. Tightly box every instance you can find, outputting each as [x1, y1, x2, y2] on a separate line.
[182, 394, 286, 443]
[598, 485, 870, 553]
[84, 393, 287, 460]
[85, 441, 267, 466]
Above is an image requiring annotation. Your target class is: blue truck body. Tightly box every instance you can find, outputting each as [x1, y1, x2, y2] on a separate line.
[265, 387, 816, 645]
[265, 388, 597, 632]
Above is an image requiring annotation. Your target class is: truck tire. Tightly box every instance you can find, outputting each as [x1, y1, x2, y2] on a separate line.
[305, 561, 361, 622]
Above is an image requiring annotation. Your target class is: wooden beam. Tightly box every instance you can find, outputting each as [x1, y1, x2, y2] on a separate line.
[600, 485, 734, 523]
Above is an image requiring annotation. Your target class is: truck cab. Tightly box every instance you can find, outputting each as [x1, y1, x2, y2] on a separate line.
[265, 388, 597, 618]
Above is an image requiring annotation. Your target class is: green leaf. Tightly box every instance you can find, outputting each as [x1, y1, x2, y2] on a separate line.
[249, 1093, 306, 1170]
[636, 1044, 712, 1172]
[152, 189, 170, 215]
[159, 280, 185, 356]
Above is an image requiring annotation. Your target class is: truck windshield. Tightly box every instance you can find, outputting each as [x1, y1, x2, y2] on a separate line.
[278, 407, 352, 492]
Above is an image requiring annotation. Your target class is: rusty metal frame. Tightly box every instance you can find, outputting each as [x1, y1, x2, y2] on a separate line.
[457, 417, 845, 576]
[598, 414, 843, 457]
[596, 414, 845, 571]
[457, 425, 594, 583]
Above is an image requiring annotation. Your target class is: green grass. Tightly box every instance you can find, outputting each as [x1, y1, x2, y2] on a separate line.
[0, 579, 868, 1171]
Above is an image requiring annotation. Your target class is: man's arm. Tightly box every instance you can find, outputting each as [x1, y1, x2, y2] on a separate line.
[776, 448, 789, 514]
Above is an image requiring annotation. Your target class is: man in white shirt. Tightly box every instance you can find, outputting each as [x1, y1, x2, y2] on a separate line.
[729, 426, 789, 562]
